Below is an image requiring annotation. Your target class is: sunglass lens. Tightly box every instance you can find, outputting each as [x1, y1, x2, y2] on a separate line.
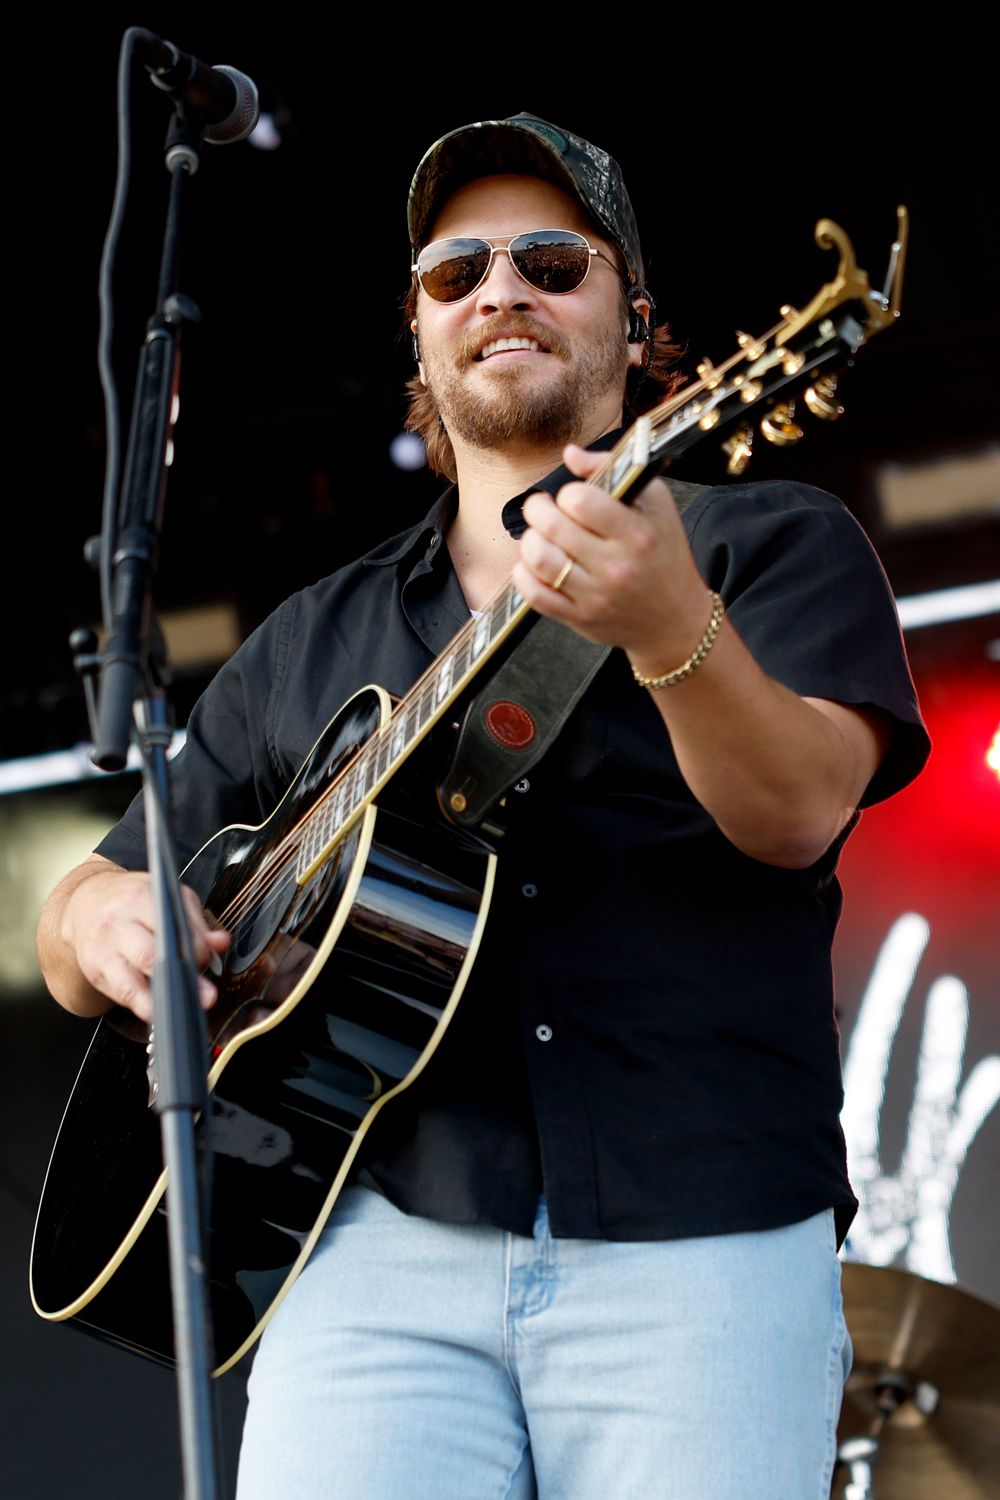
[511, 231, 591, 293]
[418, 239, 491, 303]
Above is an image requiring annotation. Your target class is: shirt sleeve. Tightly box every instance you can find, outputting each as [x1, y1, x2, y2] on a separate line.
[684, 479, 931, 806]
[94, 595, 296, 872]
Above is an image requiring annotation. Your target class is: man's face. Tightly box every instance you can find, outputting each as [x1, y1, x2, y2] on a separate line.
[413, 174, 643, 455]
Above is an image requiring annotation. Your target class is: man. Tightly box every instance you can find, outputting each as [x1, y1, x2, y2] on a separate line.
[37, 114, 929, 1498]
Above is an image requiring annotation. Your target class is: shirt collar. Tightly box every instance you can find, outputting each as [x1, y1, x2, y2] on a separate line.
[362, 486, 458, 569]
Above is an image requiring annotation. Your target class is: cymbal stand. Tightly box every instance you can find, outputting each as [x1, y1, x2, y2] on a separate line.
[835, 1370, 940, 1499]
[837, 1435, 879, 1499]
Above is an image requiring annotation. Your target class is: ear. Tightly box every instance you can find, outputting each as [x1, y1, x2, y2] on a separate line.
[626, 295, 652, 367]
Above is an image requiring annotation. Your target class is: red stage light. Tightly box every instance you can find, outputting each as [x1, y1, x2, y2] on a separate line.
[837, 665, 999, 946]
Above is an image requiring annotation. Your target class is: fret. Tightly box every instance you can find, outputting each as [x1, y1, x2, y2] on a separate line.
[471, 613, 491, 660]
[449, 638, 469, 684]
[325, 781, 340, 833]
[390, 715, 406, 760]
[374, 733, 390, 783]
[360, 750, 376, 798]
[325, 783, 345, 844]
[296, 824, 311, 879]
[299, 808, 321, 878]
[435, 654, 455, 704]
[341, 766, 359, 818]
[324, 801, 337, 852]
[342, 774, 356, 823]
[311, 808, 326, 863]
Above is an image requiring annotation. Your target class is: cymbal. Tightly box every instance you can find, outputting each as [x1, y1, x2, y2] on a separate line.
[832, 1263, 1000, 1499]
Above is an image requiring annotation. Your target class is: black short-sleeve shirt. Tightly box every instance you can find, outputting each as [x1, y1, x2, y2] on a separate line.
[97, 475, 929, 1246]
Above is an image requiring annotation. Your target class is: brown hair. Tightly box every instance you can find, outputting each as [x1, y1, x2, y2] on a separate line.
[401, 280, 686, 483]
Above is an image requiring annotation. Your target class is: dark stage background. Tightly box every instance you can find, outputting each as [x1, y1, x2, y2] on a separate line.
[2, 19, 997, 1499]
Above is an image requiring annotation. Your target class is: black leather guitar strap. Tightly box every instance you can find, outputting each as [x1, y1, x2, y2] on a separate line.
[439, 480, 709, 830]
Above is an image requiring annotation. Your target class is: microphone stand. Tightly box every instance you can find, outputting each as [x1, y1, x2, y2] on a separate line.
[83, 108, 224, 1500]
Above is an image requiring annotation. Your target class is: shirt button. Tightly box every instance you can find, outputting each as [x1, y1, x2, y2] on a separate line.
[429, 532, 440, 547]
[521, 882, 538, 898]
[514, 778, 530, 793]
[535, 1024, 553, 1042]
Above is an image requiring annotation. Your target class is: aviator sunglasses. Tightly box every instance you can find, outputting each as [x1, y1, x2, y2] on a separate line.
[412, 228, 622, 304]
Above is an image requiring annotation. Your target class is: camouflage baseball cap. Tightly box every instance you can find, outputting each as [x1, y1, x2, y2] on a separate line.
[408, 113, 645, 289]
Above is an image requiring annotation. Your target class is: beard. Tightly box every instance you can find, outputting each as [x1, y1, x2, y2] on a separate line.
[418, 315, 629, 453]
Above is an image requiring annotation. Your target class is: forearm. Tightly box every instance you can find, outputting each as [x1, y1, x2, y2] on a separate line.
[36, 855, 123, 1018]
[630, 616, 888, 868]
[516, 453, 890, 866]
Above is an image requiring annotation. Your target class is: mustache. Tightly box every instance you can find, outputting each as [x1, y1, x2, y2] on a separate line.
[457, 315, 570, 366]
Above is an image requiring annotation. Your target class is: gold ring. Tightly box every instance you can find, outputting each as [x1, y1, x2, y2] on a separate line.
[553, 558, 574, 592]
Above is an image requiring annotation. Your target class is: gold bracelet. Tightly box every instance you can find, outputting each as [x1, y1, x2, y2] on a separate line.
[631, 591, 725, 689]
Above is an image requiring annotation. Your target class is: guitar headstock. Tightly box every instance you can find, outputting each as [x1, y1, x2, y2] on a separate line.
[605, 208, 908, 497]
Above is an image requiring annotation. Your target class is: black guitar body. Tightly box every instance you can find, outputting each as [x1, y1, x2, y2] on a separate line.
[30, 687, 496, 1372]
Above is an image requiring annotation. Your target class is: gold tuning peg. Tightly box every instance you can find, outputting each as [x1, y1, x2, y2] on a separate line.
[736, 330, 766, 360]
[803, 376, 844, 421]
[761, 402, 804, 446]
[723, 425, 753, 475]
[696, 357, 724, 389]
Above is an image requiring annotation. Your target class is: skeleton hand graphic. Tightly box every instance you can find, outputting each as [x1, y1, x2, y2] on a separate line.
[841, 912, 1000, 1281]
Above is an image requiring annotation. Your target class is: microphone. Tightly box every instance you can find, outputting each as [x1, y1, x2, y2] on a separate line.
[133, 28, 259, 144]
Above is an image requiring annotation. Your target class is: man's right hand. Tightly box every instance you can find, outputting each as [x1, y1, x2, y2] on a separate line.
[37, 853, 230, 1023]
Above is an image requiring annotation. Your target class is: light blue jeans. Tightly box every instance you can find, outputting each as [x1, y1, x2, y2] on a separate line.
[236, 1186, 850, 1499]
